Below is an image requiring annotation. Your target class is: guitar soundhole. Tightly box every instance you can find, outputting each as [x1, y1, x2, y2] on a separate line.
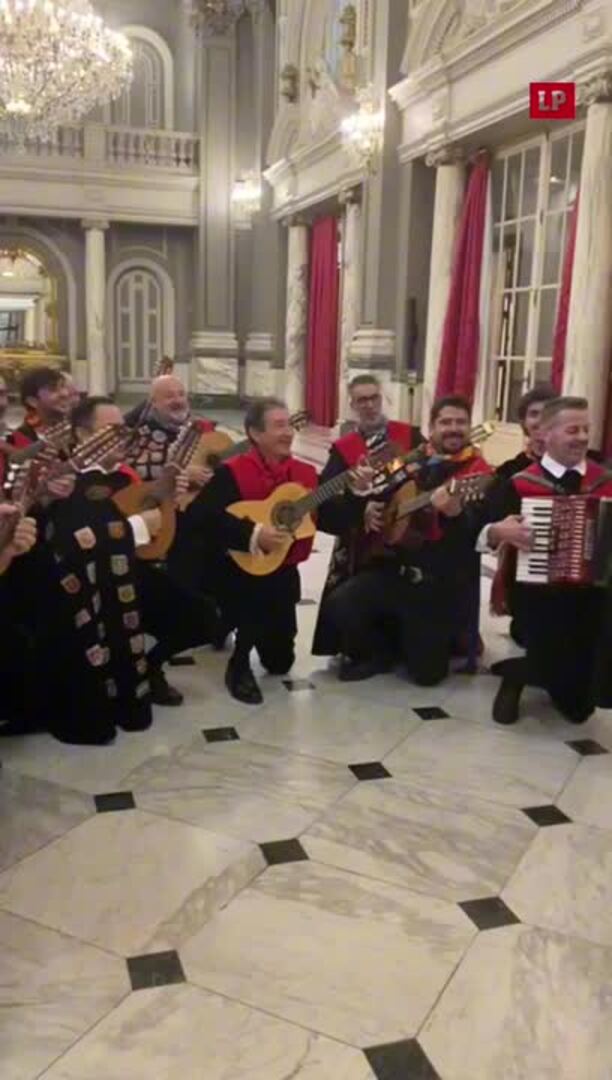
[206, 453, 221, 469]
[272, 501, 300, 531]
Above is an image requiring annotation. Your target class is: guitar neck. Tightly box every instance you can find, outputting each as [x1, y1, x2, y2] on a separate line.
[219, 436, 251, 463]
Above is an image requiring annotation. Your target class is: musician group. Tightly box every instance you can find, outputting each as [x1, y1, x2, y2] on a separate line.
[1, 363, 610, 746]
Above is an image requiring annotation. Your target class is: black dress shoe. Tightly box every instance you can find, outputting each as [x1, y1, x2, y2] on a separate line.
[338, 657, 390, 683]
[225, 659, 263, 705]
[492, 678, 523, 725]
[149, 669, 184, 707]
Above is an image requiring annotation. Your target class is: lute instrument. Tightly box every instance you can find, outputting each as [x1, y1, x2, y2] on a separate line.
[113, 420, 204, 560]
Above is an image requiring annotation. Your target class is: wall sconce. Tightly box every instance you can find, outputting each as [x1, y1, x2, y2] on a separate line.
[340, 84, 384, 173]
[231, 171, 263, 227]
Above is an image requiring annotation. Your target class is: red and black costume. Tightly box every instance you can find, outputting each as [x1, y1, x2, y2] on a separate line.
[482, 458, 612, 721]
[312, 421, 420, 657]
[2, 467, 153, 744]
[168, 447, 317, 676]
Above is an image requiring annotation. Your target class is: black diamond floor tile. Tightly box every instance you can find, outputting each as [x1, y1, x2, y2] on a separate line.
[566, 738, 609, 757]
[127, 950, 186, 991]
[349, 762, 392, 781]
[283, 678, 315, 691]
[459, 896, 520, 931]
[168, 655, 196, 667]
[94, 791, 136, 813]
[259, 839, 309, 866]
[413, 707, 450, 720]
[522, 804, 571, 826]
[364, 1038, 441, 1080]
[203, 726, 240, 743]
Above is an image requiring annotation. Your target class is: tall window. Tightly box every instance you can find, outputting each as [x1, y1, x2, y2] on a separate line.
[111, 40, 163, 129]
[116, 268, 162, 384]
[490, 125, 584, 421]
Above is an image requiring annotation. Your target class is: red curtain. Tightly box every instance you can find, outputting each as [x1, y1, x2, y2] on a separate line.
[436, 153, 490, 403]
[551, 194, 580, 392]
[306, 216, 339, 426]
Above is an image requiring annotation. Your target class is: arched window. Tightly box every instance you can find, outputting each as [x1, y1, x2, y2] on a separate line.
[112, 40, 164, 129]
[108, 28, 174, 130]
[115, 268, 163, 384]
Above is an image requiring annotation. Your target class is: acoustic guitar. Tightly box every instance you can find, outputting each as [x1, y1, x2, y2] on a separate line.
[226, 439, 400, 577]
[375, 472, 493, 553]
[112, 420, 203, 561]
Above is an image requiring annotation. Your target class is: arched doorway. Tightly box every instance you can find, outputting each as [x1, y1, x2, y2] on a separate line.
[108, 258, 175, 391]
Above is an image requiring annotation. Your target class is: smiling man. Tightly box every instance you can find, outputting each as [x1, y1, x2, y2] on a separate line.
[479, 396, 612, 726]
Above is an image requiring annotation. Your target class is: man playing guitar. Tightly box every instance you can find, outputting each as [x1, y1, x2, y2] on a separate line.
[168, 397, 317, 705]
[318, 395, 492, 686]
[312, 373, 421, 657]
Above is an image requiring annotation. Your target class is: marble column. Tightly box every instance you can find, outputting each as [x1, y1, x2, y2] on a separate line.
[564, 71, 612, 448]
[283, 219, 309, 414]
[421, 146, 466, 430]
[338, 188, 362, 420]
[192, 29, 239, 402]
[35, 297, 46, 345]
[24, 305, 35, 345]
[82, 218, 109, 396]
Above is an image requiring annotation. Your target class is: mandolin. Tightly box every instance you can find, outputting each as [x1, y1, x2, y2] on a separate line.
[1, 425, 137, 552]
[0, 418, 73, 466]
[112, 420, 204, 561]
[226, 438, 402, 577]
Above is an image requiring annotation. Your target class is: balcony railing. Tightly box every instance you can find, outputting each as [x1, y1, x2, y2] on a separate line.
[0, 123, 200, 174]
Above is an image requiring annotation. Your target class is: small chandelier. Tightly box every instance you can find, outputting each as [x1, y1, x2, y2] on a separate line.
[341, 84, 385, 173]
[0, 0, 132, 145]
[186, 0, 267, 36]
[231, 171, 262, 226]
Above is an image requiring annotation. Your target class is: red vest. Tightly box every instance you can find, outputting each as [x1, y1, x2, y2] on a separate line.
[227, 449, 318, 567]
[512, 460, 612, 500]
[195, 418, 216, 434]
[334, 421, 417, 468]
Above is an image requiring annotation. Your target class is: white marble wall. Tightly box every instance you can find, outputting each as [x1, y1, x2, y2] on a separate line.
[564, 78, 612, 447]
[193, 356, 239, 397]
[284, 223, 309, 416]
[244, 359, 280, 398]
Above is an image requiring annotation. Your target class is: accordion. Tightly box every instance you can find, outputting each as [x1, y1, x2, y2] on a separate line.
[517, 496, 612, 586]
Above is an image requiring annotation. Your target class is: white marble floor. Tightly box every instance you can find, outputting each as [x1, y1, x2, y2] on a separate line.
[2, 531, 612, 1079]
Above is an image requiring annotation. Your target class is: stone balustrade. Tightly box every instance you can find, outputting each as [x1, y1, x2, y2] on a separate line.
[0, 123, 200, 174]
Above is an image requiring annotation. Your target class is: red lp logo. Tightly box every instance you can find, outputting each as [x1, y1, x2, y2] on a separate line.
[530, 82, 576, 120]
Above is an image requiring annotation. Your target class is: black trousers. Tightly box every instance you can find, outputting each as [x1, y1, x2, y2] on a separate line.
[230, 565, 300, 675]
[499, 585, 604, 718]
[325, 567, 454, 686]
[135, 562, 220, 669]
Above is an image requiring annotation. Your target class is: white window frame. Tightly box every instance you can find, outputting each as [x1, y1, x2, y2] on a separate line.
[485, 120, 585, 424]
[104, 26, 174, 131]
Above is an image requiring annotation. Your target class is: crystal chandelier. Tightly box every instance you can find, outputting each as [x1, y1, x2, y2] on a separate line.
[0, 0, 132, 144]
[186, 0, 265, 37]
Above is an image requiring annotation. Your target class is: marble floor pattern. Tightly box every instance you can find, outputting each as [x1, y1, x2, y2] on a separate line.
[2, 529, 612, 1079]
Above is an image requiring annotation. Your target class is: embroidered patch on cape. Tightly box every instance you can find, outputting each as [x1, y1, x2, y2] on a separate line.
[74, 527, 96, 550]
